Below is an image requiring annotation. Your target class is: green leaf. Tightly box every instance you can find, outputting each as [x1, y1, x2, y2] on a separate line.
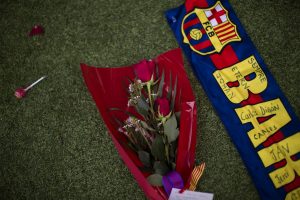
[111, 117, 124, 127]
[169, 143, 177, 159]
[155, 63, 160, 80]
[134, 133, 148, 150]
[164, 114, 179, 143]
[151, 135, 166, 161]
[138, 97, 149, 110]
[140, 121, 155, 132]
[127, 142, 138, 152]
[175, 111, 181, 122]
[109, 108, 139, 118]
[135, 106, 147, 118]
[138, 166, 154, 173]
[135, 97, 149, 117]
[170, 76, 177, 110]
[147, 174, 163, 186]
[126, 76, 133, 84]
[154, 161, 170, 175]
[138, 151, 151, 167]
[157, 70, 165, 98]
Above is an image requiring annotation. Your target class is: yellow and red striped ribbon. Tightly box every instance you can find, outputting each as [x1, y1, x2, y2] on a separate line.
[189, 162, 206, 191]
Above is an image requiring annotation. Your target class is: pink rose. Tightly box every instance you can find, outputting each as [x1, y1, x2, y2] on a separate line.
[155, 97, 170, 117]
[134, 59, 155, 82]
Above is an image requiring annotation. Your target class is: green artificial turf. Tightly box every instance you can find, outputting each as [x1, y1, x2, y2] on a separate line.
[0, 0, 299, 199]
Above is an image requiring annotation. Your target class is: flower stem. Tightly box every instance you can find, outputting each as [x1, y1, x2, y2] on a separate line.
[147, 83, 152, 107]
[164, 135, 170, 165]
[147, 82, 156, 118]
[139, 127, 152, 150]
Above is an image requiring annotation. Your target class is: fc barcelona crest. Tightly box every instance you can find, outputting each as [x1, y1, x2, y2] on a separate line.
[181, 1, 241, 55]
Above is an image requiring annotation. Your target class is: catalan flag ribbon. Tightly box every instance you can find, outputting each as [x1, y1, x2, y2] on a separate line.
[188, 163, 206, 191]
[166, 0, 300, 199]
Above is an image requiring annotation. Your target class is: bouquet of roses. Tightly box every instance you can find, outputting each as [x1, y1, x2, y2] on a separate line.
[114, 58, 181, 186]
[81, 49, 199, 199]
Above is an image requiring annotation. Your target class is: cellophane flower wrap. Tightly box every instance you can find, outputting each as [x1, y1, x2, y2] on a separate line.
[81, 49, 197, 200]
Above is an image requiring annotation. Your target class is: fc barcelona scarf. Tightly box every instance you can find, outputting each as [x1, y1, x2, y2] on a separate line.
[165, 0, 300, 199]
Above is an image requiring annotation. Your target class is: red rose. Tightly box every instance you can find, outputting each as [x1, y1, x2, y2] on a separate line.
[155, 97, 170, 117]
[134, 59, 155, 82]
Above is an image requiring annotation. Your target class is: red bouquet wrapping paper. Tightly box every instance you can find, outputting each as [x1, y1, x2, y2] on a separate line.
[81, 48, 197, 199]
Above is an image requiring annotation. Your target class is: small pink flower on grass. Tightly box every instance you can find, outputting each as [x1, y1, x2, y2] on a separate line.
[28, 25, 44, 36]
[15, 76, 46, 99]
